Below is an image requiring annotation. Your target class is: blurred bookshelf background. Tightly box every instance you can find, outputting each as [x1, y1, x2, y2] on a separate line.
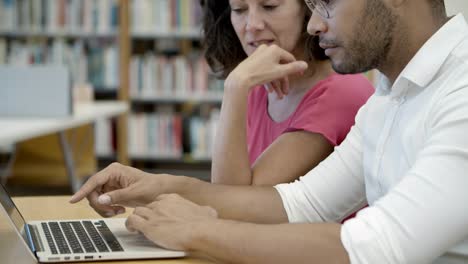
[0, 0, 222, 195]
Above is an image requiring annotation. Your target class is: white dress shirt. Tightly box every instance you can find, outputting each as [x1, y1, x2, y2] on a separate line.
[274, 14, 468, 264]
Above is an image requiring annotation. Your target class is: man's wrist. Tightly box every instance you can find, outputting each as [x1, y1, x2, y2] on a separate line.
[173, 175, 204, 196]
[184, 220, 221, 252]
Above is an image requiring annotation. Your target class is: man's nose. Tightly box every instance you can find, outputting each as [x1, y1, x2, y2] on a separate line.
[307, 11, 327, 36]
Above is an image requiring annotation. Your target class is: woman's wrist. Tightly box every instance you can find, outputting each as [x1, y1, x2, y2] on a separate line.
[225, 70, 253, 93]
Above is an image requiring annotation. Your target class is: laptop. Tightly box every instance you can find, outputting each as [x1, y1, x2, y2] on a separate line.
[0, 183, 186, 263]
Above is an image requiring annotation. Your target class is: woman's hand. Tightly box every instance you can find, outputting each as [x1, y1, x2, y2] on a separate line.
[126, 194, 218, 251]
[225, 44, 308, 98]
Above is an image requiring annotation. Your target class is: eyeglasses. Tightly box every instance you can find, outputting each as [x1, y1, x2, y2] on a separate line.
[304, 0, 331, 19]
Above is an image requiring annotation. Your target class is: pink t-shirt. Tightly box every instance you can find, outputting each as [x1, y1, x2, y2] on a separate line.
[247, 73, 374, 165]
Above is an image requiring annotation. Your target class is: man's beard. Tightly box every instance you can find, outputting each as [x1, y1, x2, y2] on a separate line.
[332, 0, 397, 74]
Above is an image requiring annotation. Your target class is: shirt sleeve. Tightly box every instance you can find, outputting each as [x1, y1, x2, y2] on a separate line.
[288, 74, 373, 146]
[274, 104, 368, 223]
[341, 85, 468, 264]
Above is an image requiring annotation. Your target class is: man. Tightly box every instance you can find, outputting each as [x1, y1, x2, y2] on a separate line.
[71, 0, 468, 263]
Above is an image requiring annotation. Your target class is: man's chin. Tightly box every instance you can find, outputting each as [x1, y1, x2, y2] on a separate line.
[331, 61, 351, 74]
[331, 60, 369, 75]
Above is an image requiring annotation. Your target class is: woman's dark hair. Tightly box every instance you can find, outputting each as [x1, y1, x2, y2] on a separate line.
[200, 0, 327, 78]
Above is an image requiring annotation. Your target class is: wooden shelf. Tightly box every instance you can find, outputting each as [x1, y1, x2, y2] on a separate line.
[131, 29, 201, 40]
[130, 94, 223, 104]
[129, 153, 183, 161]
[129, 153, 211, 163]
[0, 30, 118, 39]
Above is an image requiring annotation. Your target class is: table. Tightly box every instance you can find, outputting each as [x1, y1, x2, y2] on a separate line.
[3, 196, 212, 264]
[0, 101, 128, 191]
[3, 197, 467, 264]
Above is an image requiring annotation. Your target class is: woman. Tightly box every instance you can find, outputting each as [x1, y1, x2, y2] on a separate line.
[202, 0, 374, 185]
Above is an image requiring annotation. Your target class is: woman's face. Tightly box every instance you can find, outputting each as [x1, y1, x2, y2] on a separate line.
[230, 0, 306, 57]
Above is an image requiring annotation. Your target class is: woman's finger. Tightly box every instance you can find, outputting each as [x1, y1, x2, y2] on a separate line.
[280, 77, 290, 96]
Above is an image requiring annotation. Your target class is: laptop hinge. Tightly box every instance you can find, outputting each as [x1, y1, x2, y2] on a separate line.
[25, 224, 44, 253]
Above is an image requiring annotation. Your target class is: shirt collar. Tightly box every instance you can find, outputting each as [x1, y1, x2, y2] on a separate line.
[376, 14, 468, 95]
[401, 14, 468, 88]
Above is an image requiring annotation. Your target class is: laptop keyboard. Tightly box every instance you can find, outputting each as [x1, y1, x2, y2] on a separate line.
[41, 220, 123, 255]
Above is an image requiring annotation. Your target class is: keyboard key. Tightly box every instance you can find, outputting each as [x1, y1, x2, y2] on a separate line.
[48, 222, 71, 254]
[41, 223, 58, 255]
[70, 222, 97, 253]
[60, 222, 84, 254]
[82, 221, 109, 252]
[95, 221, 124, 252]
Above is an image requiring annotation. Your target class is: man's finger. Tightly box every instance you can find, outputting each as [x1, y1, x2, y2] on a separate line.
[126, 214, 148, 233]
[134, 206, 154, 220]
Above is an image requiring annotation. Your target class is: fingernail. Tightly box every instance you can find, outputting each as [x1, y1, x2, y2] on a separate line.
[117, 209, 125, 215]
[98, 194, 112, 205]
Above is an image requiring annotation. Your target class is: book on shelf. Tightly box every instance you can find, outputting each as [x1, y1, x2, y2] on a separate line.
[131, 0, 202, 35]
[94, 118, 114, 157]
[188, 108, 219, 160]
[2, 38, 119, 90]
[128, 111, 183, 159]
[130, 52, 223, 100]
[126, 106, 220, 160]
[0, 0, 119, 34]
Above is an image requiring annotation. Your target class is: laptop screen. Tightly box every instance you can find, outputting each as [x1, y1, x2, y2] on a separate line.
[0, 183, 27, 235]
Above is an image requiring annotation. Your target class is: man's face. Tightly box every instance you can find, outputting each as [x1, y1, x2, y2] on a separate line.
[307, 0, 397, 74]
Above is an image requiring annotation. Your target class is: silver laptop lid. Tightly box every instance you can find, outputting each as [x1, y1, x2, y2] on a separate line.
[0, 182, 27, 236]
[0, 183, 38, 264]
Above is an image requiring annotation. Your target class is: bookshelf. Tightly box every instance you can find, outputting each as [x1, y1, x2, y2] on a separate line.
[0, 0, 129, 165]
[0, 0, 221, 174]
[124, 0, 222, 169]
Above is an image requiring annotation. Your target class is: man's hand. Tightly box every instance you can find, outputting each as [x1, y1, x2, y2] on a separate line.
[126, 194, 218, 251]
[69, 163, 173, 217]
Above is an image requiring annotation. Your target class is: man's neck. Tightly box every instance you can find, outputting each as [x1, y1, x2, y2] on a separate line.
[379, 12, 449, 84]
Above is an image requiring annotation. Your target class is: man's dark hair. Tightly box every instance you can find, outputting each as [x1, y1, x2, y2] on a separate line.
[200, 0, 327, 78]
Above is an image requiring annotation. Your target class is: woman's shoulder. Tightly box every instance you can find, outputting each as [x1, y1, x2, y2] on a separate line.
[310, 73, 375, 101]
[297, 73, 374, 111]
[320, 73, 375, 93]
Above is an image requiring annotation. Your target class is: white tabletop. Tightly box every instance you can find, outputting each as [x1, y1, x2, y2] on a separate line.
[0, 101, 128, 145]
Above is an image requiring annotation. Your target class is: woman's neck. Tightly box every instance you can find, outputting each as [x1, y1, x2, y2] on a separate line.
[266, 59, 334, 123]
[287, 59, 334, 96]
